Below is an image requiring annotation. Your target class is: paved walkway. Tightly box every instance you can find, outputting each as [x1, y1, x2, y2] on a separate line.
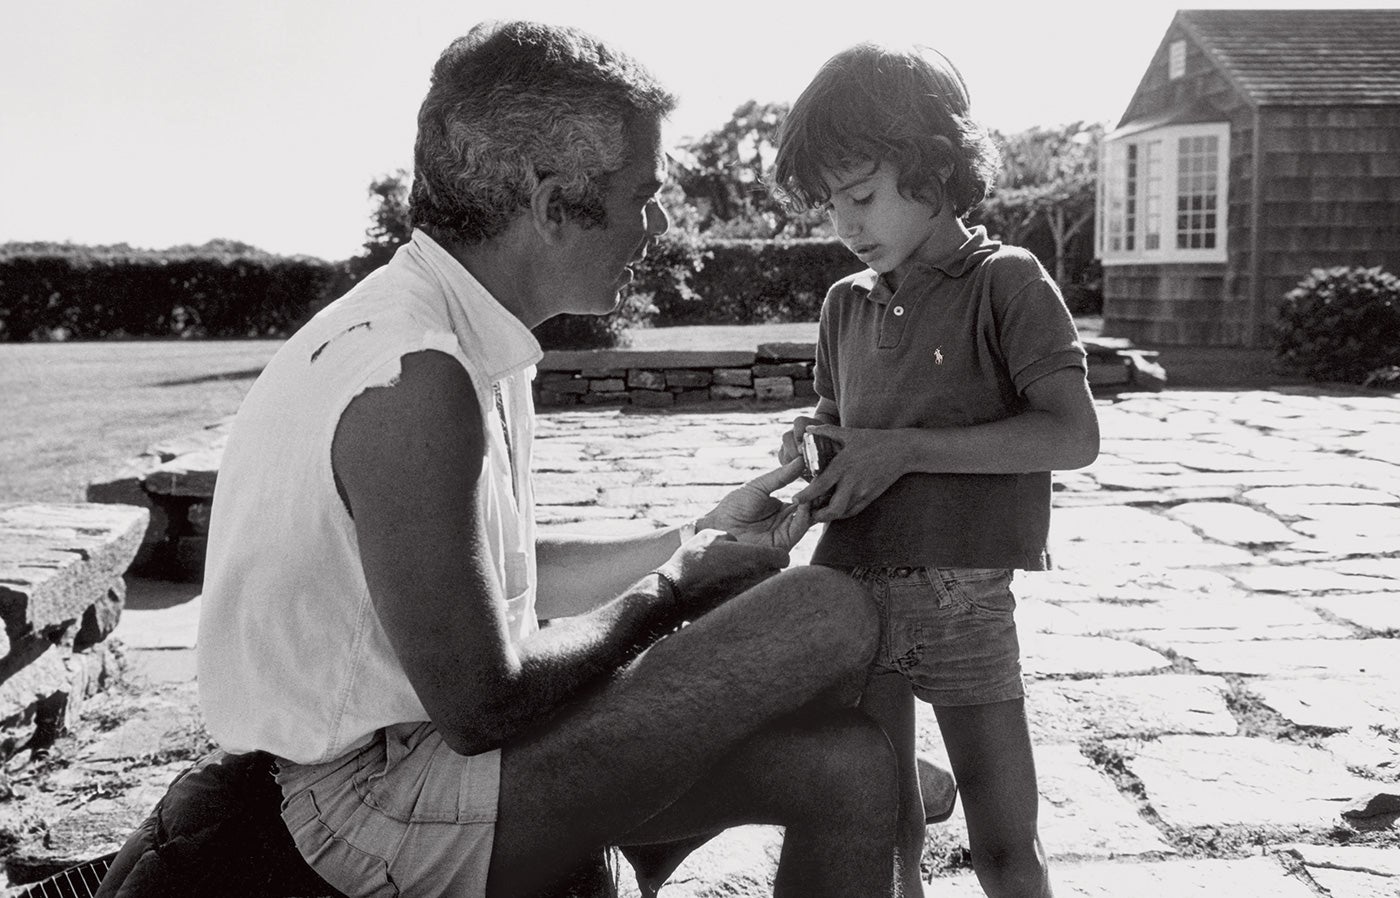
[109, 386, 1400, 896]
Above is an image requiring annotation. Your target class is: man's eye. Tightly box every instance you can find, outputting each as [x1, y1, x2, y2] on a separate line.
[853, 194, 873, 206]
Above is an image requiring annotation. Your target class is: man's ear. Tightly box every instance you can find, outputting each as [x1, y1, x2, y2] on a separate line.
[528, 175, 568, 244]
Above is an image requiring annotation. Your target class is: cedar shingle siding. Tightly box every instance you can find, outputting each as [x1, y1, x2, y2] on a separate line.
[1100, 9, 1400, 347]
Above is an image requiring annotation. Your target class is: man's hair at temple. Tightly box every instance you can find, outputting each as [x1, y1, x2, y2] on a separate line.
[409, 20, 678, 244]
[772, 41, 1001, 219]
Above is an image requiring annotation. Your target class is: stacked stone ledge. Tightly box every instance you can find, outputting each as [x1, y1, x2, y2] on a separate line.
[535, 338, 1163, 408]
[0, 503, 148, 753]
[536, 343, 819, 408]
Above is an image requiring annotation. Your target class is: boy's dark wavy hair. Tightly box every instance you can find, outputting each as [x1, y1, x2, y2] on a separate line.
[772, 42, 1001, 219]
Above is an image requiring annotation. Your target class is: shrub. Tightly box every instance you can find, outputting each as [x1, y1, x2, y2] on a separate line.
[1275, 266, 1400, 384]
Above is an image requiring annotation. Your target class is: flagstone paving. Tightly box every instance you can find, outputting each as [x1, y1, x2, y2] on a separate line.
[4, 385, 1398, 895]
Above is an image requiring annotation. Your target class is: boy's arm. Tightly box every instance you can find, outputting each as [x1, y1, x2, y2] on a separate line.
[795, 366, 1098, 522]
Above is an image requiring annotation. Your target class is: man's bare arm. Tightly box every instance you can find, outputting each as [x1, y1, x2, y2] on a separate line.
[333, 350, 787, 756]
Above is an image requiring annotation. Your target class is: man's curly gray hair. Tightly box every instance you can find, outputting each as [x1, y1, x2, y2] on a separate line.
[410, 21, 677, 244]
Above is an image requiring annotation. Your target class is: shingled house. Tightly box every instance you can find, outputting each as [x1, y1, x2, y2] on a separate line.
[1095, 8, 1400, 347]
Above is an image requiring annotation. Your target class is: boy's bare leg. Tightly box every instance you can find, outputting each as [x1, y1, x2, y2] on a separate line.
[935, 699, 1053, 898]
[486, 566, 895, 898]
[860, 670, 923, 897]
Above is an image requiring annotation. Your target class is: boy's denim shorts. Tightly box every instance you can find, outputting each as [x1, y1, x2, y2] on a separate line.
[837, 566, 1025, 707]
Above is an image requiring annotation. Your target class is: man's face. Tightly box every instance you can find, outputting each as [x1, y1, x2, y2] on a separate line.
[563, 119, 670, 315]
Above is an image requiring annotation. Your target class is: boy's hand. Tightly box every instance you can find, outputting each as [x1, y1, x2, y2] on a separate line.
[655, 529, 790, 618]
[703, 458, 814, 551]
[778, 415, 820, 468]
[792, 424, 911, 522]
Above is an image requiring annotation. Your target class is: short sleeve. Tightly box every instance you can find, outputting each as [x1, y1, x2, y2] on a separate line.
[993, 262, 1087, 395]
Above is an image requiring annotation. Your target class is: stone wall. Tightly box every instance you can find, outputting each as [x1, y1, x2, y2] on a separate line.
[536, 343, 818, 407]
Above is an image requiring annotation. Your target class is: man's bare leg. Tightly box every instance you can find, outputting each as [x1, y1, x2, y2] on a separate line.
[486, 566, 895, 897]
[616, 707, 898, 898]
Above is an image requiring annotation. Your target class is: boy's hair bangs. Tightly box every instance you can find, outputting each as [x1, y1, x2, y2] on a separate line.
[774, 69, 889, 210]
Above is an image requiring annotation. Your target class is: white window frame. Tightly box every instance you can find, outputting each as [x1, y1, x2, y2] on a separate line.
[1098, 122, 1229, 265]
[1169, 40, 1186, 79]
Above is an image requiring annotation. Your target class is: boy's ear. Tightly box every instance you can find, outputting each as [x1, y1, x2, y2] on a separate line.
[528, 176, 568, 243]
[929, 135, 956, 182]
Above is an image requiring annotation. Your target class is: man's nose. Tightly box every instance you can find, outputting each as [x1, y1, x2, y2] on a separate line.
[647, 199, 670, 237]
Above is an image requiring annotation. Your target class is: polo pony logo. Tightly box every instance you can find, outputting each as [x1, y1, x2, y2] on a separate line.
[934, 347, 944, 365]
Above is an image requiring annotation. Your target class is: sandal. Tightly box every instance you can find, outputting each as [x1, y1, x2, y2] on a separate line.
[918, 756, 958, 824]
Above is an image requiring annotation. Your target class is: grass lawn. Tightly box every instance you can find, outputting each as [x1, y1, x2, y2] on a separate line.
[0, 340, 281, 504]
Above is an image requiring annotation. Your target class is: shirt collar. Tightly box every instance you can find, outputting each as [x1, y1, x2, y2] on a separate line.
[851, 225, 1000, 302]
[404, 229, 543, 381]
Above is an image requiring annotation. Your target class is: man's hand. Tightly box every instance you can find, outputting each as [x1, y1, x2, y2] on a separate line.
[791, 424, 912, 523]
[702, 458, 814, 551]
[654, 529, 790, 619]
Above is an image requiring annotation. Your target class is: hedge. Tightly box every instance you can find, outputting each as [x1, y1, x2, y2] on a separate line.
[637, 236, 861, 326]
[0, 246, 345, 341]
[0, 237, 864, 344]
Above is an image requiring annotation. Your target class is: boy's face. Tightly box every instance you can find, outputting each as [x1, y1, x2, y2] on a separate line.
[819, 161, 943, 279]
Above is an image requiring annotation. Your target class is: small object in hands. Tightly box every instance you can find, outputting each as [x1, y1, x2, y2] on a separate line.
[801, 431, 839, 509]
[801, 431, 839, 480]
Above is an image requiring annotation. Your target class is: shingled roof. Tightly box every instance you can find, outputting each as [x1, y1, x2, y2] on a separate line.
[1176, 8, 1400, 105]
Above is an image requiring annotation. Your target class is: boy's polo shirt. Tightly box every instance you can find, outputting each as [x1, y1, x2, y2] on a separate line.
[810, 226, 1086, 570]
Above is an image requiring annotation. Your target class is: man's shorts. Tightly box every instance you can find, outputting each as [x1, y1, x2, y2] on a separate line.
[275, 722, 501, 898]
[840, 566, 1025, 707]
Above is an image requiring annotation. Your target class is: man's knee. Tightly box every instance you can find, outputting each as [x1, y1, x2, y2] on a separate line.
[764, 566, 878, 669]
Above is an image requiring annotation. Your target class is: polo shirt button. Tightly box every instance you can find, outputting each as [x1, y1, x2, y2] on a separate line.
[893, 305, 905, 316]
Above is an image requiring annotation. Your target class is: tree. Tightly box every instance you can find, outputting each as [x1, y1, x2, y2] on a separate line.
[672, 101, 828, 239]
[348, 169, 412, 280]
[977, 122, 1103, 287]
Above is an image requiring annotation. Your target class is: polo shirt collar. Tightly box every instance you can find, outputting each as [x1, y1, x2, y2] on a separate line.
[404, 228, 543, 381]
[851, 225, 1001, 303]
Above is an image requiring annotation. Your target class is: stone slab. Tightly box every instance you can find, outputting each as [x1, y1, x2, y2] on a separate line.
[1281, 844, 1400, 898]
[927, 857, 1319, 897]
[142, 447, 222, 497]
[1026, 675, 1237, 743]
[1122, 735, 1376, 828]
[1289, 505, 1400, 540]
[1310, 591, 1400, 633]
[1164, 501, 1302, 545]
[0, 503, 148, 635]
[1250, 676, 1400, 732]
[1021, 634, 1173, 677]
[1320, 729, 1400, 781]
[1051, 541, 1258, 571]
[1177, 638, 1400, 678]
[1063, 593, 1328, 637]
[1051, 506, 1203, 544]
[542, 349, 757, 370]
[115, 594, 201, 650]
[1225, 566, 1395, 595]
[1030, 745, 1175, 859]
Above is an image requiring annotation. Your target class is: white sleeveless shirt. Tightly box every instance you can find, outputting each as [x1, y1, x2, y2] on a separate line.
[198, 230, 542, 764]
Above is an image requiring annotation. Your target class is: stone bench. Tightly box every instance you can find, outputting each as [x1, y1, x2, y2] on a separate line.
[0, 503, 149, 751]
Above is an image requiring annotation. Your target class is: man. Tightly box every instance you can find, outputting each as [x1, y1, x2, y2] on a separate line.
[197, 21, 899, 898]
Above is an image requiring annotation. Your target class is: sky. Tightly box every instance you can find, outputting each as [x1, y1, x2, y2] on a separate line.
[4, 0, 1397, 261]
